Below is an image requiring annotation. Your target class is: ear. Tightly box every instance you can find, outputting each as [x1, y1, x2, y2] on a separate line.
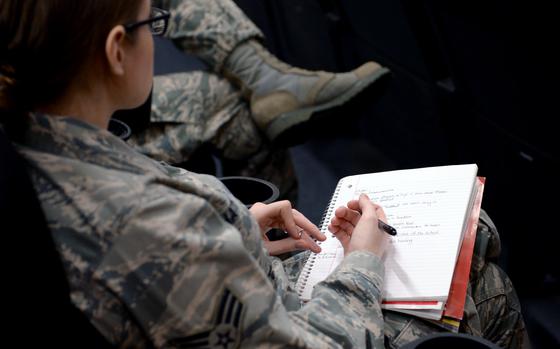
[105, 25, 127, 76]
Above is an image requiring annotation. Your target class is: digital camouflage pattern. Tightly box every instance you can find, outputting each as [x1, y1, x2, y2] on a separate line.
[129, 72, 259, 165]
[153, 0, 263, 72]
[17, 112, 526, 348]
[18, 113, 386, 348]
[128, 0, 298, 203]
[127, 72, 298, 204]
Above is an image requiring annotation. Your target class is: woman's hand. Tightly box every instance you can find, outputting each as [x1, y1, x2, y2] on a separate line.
[328, 194, 389, 257]
[250, 200, 326, 256]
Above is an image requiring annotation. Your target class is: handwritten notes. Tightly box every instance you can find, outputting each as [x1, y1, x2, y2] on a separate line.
[296, 164, 478, 302]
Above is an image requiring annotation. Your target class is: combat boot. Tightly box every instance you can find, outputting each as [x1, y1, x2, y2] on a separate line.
[223, 40, 390, 143]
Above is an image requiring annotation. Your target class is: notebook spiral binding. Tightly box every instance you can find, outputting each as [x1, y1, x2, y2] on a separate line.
[296, 179, 344, 298]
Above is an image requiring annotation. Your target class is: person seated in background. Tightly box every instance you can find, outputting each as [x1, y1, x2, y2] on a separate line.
[0, 0, 526, 348]
[122, 0, 390, 204]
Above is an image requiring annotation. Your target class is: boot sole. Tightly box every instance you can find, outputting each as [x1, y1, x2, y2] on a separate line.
[265, 66, 391, 142]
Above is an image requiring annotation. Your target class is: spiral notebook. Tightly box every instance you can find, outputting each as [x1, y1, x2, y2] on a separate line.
[383, 176, 484, 322]
[295, 164, 480, 314]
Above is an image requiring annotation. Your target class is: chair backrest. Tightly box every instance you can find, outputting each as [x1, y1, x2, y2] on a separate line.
[0, 130, 114, 348]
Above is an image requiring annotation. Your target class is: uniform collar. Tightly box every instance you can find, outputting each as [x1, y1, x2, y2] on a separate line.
[20, 112, 166, 175]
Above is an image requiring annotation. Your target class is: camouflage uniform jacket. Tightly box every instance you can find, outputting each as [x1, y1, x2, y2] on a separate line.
[16, 113, 386, 348]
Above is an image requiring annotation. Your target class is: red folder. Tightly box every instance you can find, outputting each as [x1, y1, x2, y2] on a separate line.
[442, 177, 485, 320]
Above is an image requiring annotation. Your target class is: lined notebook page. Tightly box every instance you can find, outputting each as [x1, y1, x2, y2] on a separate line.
[297, 164, 478, 301]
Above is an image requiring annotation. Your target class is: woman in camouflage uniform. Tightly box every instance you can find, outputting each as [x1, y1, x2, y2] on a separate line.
[0, 0, 526, 348]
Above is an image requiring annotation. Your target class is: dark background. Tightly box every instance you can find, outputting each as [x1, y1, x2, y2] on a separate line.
[232, 0, 558, 348]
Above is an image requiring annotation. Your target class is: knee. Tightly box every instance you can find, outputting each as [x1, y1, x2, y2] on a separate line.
[472, 263, 527, 349]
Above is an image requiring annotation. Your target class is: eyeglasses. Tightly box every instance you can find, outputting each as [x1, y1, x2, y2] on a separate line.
[124, 7, 170, 36]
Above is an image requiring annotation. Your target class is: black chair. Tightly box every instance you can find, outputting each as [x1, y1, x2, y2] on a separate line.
[1, 130, 114, 348]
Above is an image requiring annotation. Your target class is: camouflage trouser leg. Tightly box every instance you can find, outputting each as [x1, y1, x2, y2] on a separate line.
[383, 209, 527, 349]
[127, 72, 298, 203]
[459, 210, 527, 349]
[153, 0, 263, 71]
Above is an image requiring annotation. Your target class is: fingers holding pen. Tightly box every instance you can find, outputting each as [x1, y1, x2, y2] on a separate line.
[335, 205, 361, 226]
[328, 199, 364, 237]
[329, 194, 391, 257]
[329, 213, 356, 237]
[263, 194, 391, 257]
[347, 194, 388, 223]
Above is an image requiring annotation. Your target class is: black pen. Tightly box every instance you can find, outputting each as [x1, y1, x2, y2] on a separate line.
[378, 220, 397, 236]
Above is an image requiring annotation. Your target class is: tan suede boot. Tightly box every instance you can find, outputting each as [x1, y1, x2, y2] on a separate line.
[224, 40, 390, 142]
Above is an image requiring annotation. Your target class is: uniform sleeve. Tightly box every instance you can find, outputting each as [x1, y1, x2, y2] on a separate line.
[97, 185, 386, 348]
